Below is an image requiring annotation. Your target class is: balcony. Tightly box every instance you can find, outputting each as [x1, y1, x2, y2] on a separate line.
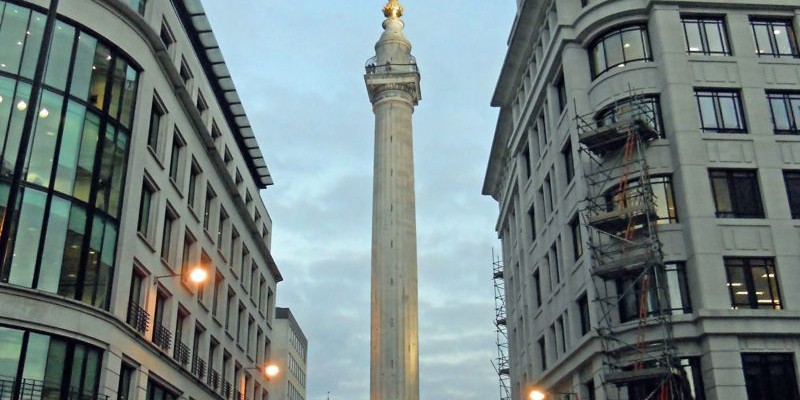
[233, 390, 244, 400]
[152, 324, 172, 352]
[223, 381, 232, 398]
[0, 375, 108, 399]
[126, 303, 149, 334]
[364, 56, 418, 75]
[207, 369, 220, 391]
[174, 342, 191, 367]
[191, 355, 206, 381]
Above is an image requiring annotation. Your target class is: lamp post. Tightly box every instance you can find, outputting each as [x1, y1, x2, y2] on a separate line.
[245, 363, 280, 380]
[153, 266, 208, 286]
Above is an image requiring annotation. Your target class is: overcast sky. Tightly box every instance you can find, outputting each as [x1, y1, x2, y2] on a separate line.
[203, 1, 516, 399]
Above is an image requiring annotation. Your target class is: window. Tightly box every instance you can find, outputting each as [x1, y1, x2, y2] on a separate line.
[147, 378, 178, 400]
[152, 290, 171, 351]
[767, 91, 800, 134]
[570, 216, 583, 260]
[226, 288, 235, 331]
[617, 262, 692, 322]
[604, 175, 678, 224]
[204, 186, 216, 231]
[543, 176, 553, 215]
[537, 112, 548, 152]
[725, 257, 782, 310]
[160, 207, 176, 262]
[556, 316, 566, 354]
[742, 353, 800, 400]
[682, 16, 731, 55]
[238, 302, 246, 343]
[784, 171, 800, 218]
[751, 19, 799, 58]
[550, 243, 561, 286]
[174, 309, 188, 363]
[626, 358, 705, 400]
[188, 159, 200, 209]
[212, 272, 223, 317]
[179, 58, 193, 84]
[590, 25, 652, 78]
[198, 251, 211, 301]
[169, 130, 184, 183]
[562, 140, 574, 183]
[180, 232, 195, 281]
[596, 95, 663, 138]
[528, 205, 536, 242]
[197, 91, 208, 114]
[118, 363, 136, 400]
[520, 145, 531, 179]
[555, 72, 567, 113]
[538, 337, 547, 370]
[147, 97, 165, 152]
[578, 294, 591, 336]
[695, 89, 746, 133]
[709, 170, 764, 218]
[137, 182, 155, 237]
[159, 21, 174, 47]
[217, 207, 229, 252]
[127, 268, 147, 332]
[584, 379, 596, 400]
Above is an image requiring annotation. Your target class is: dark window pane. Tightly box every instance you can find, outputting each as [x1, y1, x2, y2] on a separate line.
[58, 205, 87, 300]
[95, 124, 117, 212]
[119, 65, 138, 128]
[108, 131, 128, 218]
[87, 43, 111, 109]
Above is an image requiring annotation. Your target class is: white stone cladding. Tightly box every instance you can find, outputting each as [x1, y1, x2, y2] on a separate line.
[484, 1, 800, 400]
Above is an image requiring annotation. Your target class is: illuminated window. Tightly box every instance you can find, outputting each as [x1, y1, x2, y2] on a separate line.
[725, 257, 781, 310]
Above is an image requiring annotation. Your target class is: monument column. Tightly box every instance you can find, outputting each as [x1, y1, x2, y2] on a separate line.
[364, 1, 422, 399]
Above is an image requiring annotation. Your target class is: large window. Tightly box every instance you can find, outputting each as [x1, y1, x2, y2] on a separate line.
[578, 294, 591, 336]
[617, 262, 692, 322]
[595, 96, 663, 138]
[682, 16, 731, 55]
[709, 170, 764, 218]
[742, 353, 800, 400]
[695, 89, 746, 133]
[604, 175, 678, 224]
[626, 358, 705, 400]
[0, 326, 103, 399]
[590, 25, 652, 78]
[767, 91, 800, 134]
[146, 378, 178, 400]
[784, 171, 800, 218]
[751, 19, 799, 58]
[725, 257, 781, 310]
[0, 1, 138, 310]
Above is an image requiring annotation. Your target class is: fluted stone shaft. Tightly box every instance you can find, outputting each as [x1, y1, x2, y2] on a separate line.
[365, 12, 421, 400]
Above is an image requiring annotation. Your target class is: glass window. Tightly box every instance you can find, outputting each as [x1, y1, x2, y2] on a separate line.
[118, 363, 136, 400]
[682, 16, 731, 55]
[604, 175, 678, 224]
[595, 95, 663, 137]
[562, 140, 574, 183]
[709, 169, 764, 218]
[694, 89, 746, 133]
[725, 257, 782, 309]
[18, 9, 45, 80]
[784, 171, 800, 218]
[1, 82, 32, 177]
[570, 216, 582, 260]
[25, 90, 64, 187]
[147, 378, 178, 400]
[161, 210, 176, 262]
[617, 262, 691, 322]
[742, 353, 800, 400]
[768, 91, 800, 134]
[7, 189, 47, 287]
[204, 186, 215, 231]
[555, 72, 567, 113]
[626, 357, 705, 400]
[87, 42, 111, 109]
[528, 205, 536, 242]
[578, 294, 590, 335]
[138, 182, 154, 237]
[169, 131, 184, 183]
[590, 25, 652, 78]
[147, 98, 164, 152]
[44, 21, 76, 91]
[751, 19, 799, 58]
[188, 159, 200, 209]
[38, 197, 71, 293]
[0, 3, 32, 76]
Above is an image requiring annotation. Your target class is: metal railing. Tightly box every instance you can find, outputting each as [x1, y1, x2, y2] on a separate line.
[0, 375, 108, 399]
[223, 381, 232, 398]
[364, 55, 418, 75]
[152, 324, 172, 352]
[207, 369, 220, 391]
[191, 356, 206, 380]
[126, 303, 149, 334]
[174, 342, 191, 367]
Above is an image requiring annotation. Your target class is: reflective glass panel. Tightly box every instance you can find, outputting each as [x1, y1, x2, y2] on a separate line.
[0, 3, 30, 75]
[18, 9, 45, 80]
[44, 22, 75, 91]
[69, 32, 98, 101]
[7, 189, 46, 287]
[26, 90, 64, 187]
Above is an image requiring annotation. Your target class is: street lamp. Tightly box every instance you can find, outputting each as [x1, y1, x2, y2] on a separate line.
[530, 389, 578, 400]
[246, 363, 280, 380]
[154, 266, 208, 285]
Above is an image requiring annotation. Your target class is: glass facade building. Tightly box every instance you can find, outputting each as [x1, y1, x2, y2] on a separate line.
[0, 1, 283, 399]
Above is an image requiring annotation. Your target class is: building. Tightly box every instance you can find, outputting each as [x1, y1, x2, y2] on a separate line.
[483, 1, 800, 400]
[0, 0, 281, 399]
[269, 308, 307, 400]
[364, 1, 422, 399]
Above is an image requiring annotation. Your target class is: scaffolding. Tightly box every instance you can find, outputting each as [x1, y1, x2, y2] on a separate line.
[576, 93, 687, 400]
[491, 250, 511, 400]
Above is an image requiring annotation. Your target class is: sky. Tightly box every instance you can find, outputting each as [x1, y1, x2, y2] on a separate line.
[202, 2, 517, 399]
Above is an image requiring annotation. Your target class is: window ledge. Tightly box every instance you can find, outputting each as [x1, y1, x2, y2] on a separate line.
[160, 257, 176, 274]
[188, 206, 200, 223]
[169, 177, 184, 198]
[147, 145, 165, 170]
[137, 232, 157, 253]
[212, 315, 223, 328]
[197, 299, 210, 312]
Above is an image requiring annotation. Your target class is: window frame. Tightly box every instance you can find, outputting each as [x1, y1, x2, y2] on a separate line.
[681, 15, 731, 56]
[767, 91, 800, 134]
[724, 257, 782, 310]
[784, 170, 800, 218]
[694, 89, 747, 133]
[709, 169, 764, 218]
[750, 18, 800, 58]
[589, 24, 653, 79]
[742, 353, 800, 400]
